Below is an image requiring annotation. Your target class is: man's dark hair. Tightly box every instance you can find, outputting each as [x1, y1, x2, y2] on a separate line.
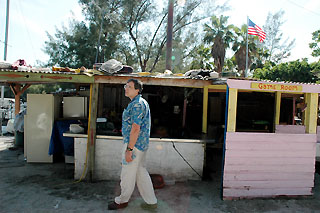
[127, 78, 143, 94]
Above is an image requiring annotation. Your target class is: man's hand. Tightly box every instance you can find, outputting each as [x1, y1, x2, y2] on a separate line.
[125, 150, 133, 163]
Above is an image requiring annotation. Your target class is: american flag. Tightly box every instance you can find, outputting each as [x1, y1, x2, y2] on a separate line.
[248, 19, 266, 42]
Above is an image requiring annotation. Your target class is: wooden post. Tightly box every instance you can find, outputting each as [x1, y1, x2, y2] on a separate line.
[182, 98, 187, 128]
[9, 83, 30, 115]
[227, 88, 238, 132]
[86, 83, 99, 181]
[98, 84, 104, 117]
[292, 97, 296, 125]
[202, 86, 209, 133]
[306, 93, 318, 134]
[274, 91, 281, 125]
[304, 93, 310, 128]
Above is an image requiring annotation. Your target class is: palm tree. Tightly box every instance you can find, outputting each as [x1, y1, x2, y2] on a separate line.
[204, 15, 235, 73]
[232, 24, 258, 76]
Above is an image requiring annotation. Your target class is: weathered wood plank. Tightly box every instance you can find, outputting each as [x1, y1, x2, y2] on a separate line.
[226, 141, 315, 151]
[225, 149, 316, 158]
[224, 164, 315, 173]
[223, 180, 314, 188]
[202, 86, 209, 133]
[317, 126, 320, 143]
[224, 157, 315, 166]
[0, 71, 94, 83]
[226, 132, 316, 143]
[223, 187, 313, 198]
[223, 119, 317, 198]
[223, 172, 314, 181]
[94, 75, 211, 88]
[227, 88, 238, 132]
[306, 93, 318, 134]
[274, 92, 281, 125]
[86, 83, 99, 181]
[275, 125, 305, 134]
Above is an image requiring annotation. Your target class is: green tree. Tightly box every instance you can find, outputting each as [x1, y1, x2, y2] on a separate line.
[119, 0, 227, 72]
[310, 60, 320, 81]
[44, 21, 98, 68]
[204, 15, 235, 73]
[44, 0, 227, 72]
[253, 59, 318, 83]
[262, 10, 295, 63]
[249, 47, 271, 70]
[189, 44, 214, 70]
[44, 0, 129, 68]
[309, 30, 320, 57]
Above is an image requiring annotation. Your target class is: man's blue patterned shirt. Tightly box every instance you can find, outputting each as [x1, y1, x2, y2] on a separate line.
[122, 94, 151, 152]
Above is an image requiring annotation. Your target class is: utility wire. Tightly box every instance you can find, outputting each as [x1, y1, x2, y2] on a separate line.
[171, 141, 202, 179]
[286, 0, 320, 17]
[16, 0, 37, 63]
[0, 40, 12, 47]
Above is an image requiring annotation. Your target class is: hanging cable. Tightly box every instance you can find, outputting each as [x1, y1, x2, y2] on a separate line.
[171, 141, 202, 179]
[16, 0, 38, 63]
[286, 0, 320, 17]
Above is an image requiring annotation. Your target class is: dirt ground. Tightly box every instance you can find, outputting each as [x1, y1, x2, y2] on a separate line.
[1, 136, 320, 213]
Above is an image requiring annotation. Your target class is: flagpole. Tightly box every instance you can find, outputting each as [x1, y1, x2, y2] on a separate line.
[245, 16, 249, 78]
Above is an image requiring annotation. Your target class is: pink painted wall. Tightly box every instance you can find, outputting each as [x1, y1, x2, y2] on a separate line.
[223, 132, 316, 199]
[275, 125, 305, 134]
[317, 126, 320, 143]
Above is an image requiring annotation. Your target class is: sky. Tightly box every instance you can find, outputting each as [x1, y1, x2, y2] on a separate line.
[0, 0, 319, 67]
[0, 0, 83, 66]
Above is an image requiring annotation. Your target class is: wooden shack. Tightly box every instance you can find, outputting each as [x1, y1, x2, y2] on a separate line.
[1, 68, 320, 199]
[222, 79, 320, 199]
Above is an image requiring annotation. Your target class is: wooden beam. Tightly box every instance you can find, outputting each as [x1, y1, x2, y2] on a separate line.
[182, 98, 187, 128]
[274, 91, 281, 125]
[98, 84, 104, 117]
[202, 86, 209, 133]
[0, 71, 94, 84]
[292, 97, 296, 125]
[9, 84, 16, 95]
[227, 88, 238, 132]
[304, 93, 310, 127]
[207, 85, 227, 90]
[95, 75, 211, 88]
[305, 93, 318, 134]
[86, 83, 99, 181]
[21, 84, 31, 93]
[9, 83, 30, 115]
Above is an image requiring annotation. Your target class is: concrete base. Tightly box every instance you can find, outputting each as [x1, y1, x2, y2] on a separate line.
[74, 138, 204, 181]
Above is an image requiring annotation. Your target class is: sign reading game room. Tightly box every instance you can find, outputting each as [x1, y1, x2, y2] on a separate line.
[251, 82, 303, 92]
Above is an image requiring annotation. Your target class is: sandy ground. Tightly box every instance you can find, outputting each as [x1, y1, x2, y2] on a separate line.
[1, 136, 320, 213]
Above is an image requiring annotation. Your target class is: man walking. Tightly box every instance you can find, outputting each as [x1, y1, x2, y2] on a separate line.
[108, 78, 157, 210]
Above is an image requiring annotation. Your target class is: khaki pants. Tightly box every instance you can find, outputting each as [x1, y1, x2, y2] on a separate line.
[115, 144, 157, 205]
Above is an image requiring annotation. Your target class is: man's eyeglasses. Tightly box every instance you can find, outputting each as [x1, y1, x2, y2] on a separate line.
[124, 84, 133, 89]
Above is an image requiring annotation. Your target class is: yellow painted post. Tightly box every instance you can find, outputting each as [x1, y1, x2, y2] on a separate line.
[202, 86, 209, 133]
[227, 88, 238, 132]
[304, 93, 310, 128]
[306, 93, 318, 134]
[274, 91, 281, 125]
